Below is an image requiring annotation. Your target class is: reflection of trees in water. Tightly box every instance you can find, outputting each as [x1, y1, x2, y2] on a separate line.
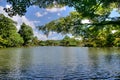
[61, 48, 91, 79]
[88, 48, 120, 67]
[18, 48, 33, 74]
[0, 49, 13, 79]
[88, 48, 100, 71]
[0, 48, 33, 79]
[100, 48, 120, 67]
[101, 48, 120, 76]
[62, 47, 78, 64]
[88, 47, 120, 76]
[102, 48, 113, 64]
[61, 47, 78, 75]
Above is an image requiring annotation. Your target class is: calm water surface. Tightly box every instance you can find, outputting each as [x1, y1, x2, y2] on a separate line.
[0, 47, 120, 80]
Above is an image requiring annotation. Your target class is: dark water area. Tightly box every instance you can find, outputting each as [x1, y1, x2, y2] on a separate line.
[0, 47, 120, 80]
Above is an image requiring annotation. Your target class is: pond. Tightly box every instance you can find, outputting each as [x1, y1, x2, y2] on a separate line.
[0, 47, 120, 80]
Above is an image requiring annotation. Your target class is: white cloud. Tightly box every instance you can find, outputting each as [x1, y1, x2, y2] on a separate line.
[47, 17, 51, 19]
[57, 13, 61, 16]
[11, 16, 47, 40]
[0, 6, 9, 16]
[47, 32, 64, 40]
[81, 19, 91, 24]
[32, 20, 41, 24]
[35, 11, 48, 18]
[6, 4, 11, 8]
[35, 12, 43, 17]
[33, 5, 37, 8]
[15, 16, 35, 29]
[34, 30, 47, 40]
[48, 32, 56, 36]
[46, 7, 66, 13]
[43, 12, 48, 15]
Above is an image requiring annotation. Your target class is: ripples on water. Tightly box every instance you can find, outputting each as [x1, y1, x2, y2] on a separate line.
[0, 47, 120, 80]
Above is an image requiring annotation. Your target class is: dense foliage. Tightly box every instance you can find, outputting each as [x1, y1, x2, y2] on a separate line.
[38, 36, 81, 47]
[0, 14, 24, 48]
[39, 11, 120, 47]
[0, 14, 34, 48]
[18, 23, 34, 46]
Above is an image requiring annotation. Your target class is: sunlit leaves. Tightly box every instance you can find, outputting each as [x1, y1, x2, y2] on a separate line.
[0, 14, 24, 47]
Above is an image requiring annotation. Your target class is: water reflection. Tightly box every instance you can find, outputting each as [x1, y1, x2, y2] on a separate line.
[0, 48, 33, 79]
[88, 48, 120, 79]
[0, 47, 120, 79]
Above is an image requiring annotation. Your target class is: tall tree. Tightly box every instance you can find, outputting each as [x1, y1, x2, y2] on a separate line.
[19, 23, 34, 45]
[0, 14, 24, 47]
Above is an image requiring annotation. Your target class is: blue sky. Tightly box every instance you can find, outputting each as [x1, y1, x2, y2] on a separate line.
[26, 6, 74, 26]
[0, 0, 120, 40]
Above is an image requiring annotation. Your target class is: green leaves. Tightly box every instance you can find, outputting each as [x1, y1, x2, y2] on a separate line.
[5, 0, 31, 16]
[0, 14, 24, 47]
[19, 23, 34, 45]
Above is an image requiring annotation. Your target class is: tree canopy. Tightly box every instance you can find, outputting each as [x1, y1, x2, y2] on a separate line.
[0, 14, 35, 48]
[0, 14, 24, 47]
[18, 23, 34, 45]
[5, 0, 120, 18]
[5, 0, 120, 28]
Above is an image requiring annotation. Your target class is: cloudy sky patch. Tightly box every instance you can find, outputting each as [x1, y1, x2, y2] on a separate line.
[46, 7, 66, 13]
[35, 12, 43, 17]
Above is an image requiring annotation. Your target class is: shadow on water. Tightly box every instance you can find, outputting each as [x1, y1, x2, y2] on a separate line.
[0, 47, 120, 79]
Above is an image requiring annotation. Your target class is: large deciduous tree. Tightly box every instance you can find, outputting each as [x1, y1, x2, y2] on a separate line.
[0, 14, 24, 47]
[18, 23, 34, 46]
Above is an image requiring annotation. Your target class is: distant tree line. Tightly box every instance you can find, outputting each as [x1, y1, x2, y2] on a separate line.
[39, 36, 81, 46]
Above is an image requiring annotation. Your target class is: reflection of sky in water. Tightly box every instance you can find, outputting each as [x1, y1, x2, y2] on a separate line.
[0, 47, 120, 79]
